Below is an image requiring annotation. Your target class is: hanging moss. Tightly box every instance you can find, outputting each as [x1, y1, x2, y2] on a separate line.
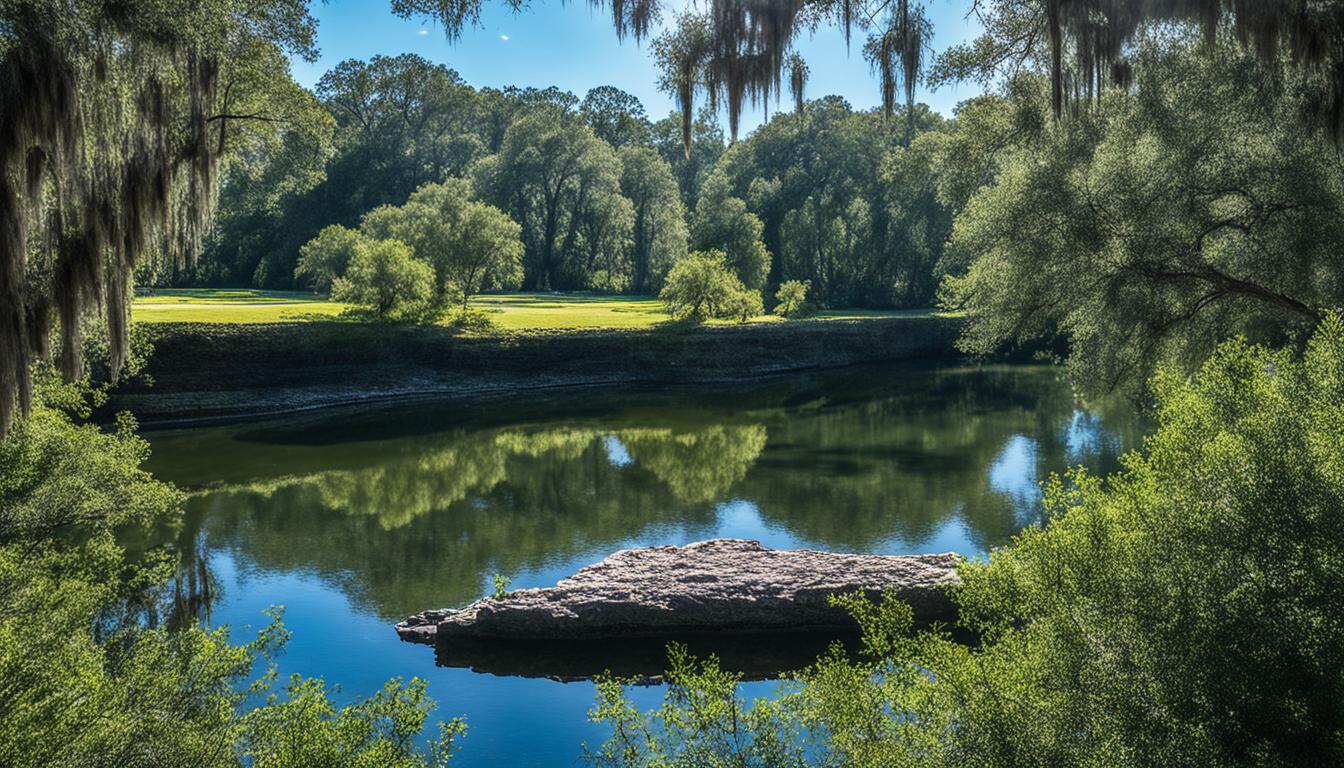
[0, 2, 316, 435]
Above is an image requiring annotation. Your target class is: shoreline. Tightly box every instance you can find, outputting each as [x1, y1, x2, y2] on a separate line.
[109, 316, 966, 426]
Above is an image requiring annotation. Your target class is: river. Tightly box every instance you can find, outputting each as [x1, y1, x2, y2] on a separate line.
[138, 361, 1145, 766]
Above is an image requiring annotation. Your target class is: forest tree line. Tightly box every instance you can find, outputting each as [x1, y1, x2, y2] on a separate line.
[184, 54, 963, 310]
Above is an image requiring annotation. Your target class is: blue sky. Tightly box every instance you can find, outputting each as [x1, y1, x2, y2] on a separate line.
[291, 0, 988, 136]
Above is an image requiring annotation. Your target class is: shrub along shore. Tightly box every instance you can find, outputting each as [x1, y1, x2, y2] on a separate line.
[108, 315, 964, 426]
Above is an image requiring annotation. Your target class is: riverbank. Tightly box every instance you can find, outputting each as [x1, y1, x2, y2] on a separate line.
[109, 315, 965, 426]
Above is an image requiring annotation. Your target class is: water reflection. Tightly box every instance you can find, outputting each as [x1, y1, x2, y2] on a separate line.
[143, 363, 1144, 625]
[134, 363, 1147, 767]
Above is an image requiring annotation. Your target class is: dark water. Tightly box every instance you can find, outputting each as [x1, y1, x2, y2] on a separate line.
[140, 363, 1145, 766]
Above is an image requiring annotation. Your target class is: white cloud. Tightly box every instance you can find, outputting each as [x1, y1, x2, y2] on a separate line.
[417, 28, 429, 36]
[499, 34, 510, 41]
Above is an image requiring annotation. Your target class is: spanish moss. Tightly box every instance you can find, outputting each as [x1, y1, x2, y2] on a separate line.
[0, 1, 316, 435]
[1043, 1, 1344, 140]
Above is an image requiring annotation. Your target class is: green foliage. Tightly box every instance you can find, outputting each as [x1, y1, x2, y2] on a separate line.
[472, 107, 634, 291]
[0, 369, 176, 543]
[0, 0, 330, 432]
[239, 676, 465, 768]
[690, 194, 770, 291]
[723, 288, 764, 324]
[587, 644, 807, 768]
[773, 280, 810, 318]
[701, 97, 951, 308]
[491, 573, 512, 599]
[589, 315, 1344, 766]
[650, 110, 725, 210]
[581, 86, 653, 149]
[619, 145, 689, 292]
[359, 180, 524, 306]
[945, 34, 1344, 395]
[0, 375, 461, 767]
[296, 224, 366, 292]
[658, 251, 762, 323]
[202, 54, 489, 287]
[332, 240, 440, 323]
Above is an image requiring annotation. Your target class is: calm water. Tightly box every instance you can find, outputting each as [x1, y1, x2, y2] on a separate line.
[139, 363, 1144, 766]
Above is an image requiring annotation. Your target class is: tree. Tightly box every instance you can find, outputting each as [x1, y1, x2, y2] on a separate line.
[723, 286, 764, 323]
[332, 240, 437, 322]
[202, 54, 492, 289]
[358, 179, 523, 305]
[473, 108, 632, 290]
[573, 184, 636, 293]
[195, 47, 337, 288]
[945, 34, 1344, 395]
[0, 0, 322, 432]
[659, 250, 759, 323]
[295, 225, 366, 292]
[690, 192, 770, 291]
[581, 86, 652, 149]
[773, 280, 810, 318]
[450, 203, 526, 306]
[619, 146, 688, 292]
[316, 55, 486, 204]
[701, 96, 951, 308]
[650, 111, 724, 210]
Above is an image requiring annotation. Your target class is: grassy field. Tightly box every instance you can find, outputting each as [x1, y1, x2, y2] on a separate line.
[132, 288, 946, 330]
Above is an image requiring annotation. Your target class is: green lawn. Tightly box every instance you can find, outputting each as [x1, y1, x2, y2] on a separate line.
[133, 288, 347, 323]
[132, 288, 948, 330]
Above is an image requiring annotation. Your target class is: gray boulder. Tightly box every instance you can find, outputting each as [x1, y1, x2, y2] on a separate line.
[397, 538, 961, 643]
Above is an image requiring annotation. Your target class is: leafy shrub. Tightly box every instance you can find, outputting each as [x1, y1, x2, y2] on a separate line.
[590, 315, 1344, 767]
[723, 287, 764, 323]
[659, 250, 763, 324]
[0, 375, 464, 767]
[295, 224, 365, 293]
[332, 240, 440, 323]
[442, 307, 500, 334]
[773, 280, 811, 318]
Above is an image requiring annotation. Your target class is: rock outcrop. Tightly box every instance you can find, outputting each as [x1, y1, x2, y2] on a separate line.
[397, 539, 961, 644]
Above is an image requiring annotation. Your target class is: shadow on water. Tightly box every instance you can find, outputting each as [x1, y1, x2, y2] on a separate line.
[432, 632, 863, 682]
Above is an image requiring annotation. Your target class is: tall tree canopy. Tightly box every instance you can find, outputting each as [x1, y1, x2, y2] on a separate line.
[206, 54, 489, 287]
[946, 33, 1344, 395]
[618, 146, 688, 292]
[696, 96, 951, 306]
[392, 0, 1344, 156]
[472, 107, 631, 290]
[580, 86, 653, 149]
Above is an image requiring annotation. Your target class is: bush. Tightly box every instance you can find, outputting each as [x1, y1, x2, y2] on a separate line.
[723, 287, 764, 323]
[659, 250, 763, 324]
[295, 225, 365, 293]
[590, 315, 1344, 767]
[773, 279, 811, 318]
[0, 374, 463, 767]
[332, 240, 439, 323]
[442, 307, 500, 334]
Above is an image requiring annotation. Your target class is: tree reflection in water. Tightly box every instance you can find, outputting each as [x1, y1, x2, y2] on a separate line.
[140, 363, 1145, 624]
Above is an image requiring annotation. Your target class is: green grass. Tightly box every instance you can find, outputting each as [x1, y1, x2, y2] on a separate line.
[134, 288, 348, 323]
[132, 288, 948, 330]
[469, 294, 669, 330]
